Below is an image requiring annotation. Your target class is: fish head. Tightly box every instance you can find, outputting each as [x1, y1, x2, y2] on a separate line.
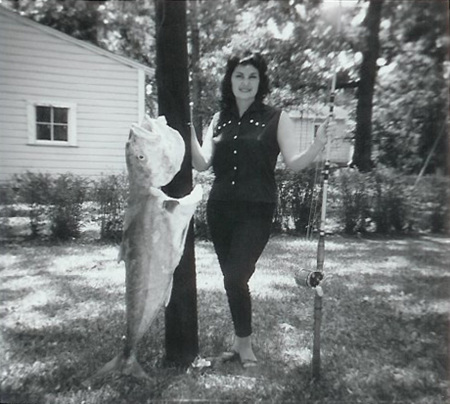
[126, 116, 185, 188]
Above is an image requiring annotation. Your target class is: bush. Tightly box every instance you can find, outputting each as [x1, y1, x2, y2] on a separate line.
[428, 176, 449, 233]
[92, 174, 128, 241]
[1, 168, 447, 242]
[334, 169, 371, 234]
[275, 167, 321, 235]
[412, 175, 449, 234]
[14, 172, 53, 238]
[0, 183, 17, 207]
[49, 174, 88, 240]
[192, 172, 213, 240]
[371, 167, 411, 234]
[0, 183, 19, 240]
[11, 172, 88, 240]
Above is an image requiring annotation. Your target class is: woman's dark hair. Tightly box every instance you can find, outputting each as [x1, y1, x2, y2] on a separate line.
[219, 51, 270, 111]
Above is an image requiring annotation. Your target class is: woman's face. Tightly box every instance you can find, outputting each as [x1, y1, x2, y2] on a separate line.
[231, 64, 260, 102]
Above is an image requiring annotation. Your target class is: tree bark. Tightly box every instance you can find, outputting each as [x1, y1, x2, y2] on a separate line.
[189, 0, 203, 138]
[155, 0, 199, 366]
[352, 0, 384, 172]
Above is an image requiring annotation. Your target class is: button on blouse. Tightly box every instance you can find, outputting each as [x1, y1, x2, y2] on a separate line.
[210, 102, 281, 203]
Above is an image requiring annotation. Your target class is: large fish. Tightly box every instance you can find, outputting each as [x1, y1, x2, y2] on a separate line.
[84, 115, 202, 384]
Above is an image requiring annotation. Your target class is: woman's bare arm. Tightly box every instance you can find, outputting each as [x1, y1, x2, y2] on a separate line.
[277, 111, 328, 172]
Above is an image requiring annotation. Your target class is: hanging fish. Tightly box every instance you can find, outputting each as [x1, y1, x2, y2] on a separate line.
[84, 115, 202, 385]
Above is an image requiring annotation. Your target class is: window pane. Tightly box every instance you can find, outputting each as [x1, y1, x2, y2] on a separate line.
[54, 107, 68, 124]
[36, 106, 51, 122]
[37, 124, 51, 140]
[54, 125, 68, 141]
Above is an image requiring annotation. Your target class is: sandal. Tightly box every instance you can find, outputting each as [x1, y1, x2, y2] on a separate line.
[219, 351, 239, 362]
[241, 358, 258, 369]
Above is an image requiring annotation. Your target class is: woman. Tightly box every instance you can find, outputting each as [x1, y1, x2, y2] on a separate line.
[191, 51, 329, 367]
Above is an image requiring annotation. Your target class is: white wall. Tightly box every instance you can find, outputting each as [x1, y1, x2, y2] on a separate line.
[0, 9, 144, 182]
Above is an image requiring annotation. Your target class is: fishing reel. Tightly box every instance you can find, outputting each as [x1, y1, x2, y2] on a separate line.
[295, 269, 324, 291]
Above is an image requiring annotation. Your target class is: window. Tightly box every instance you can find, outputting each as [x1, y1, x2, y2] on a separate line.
[36, 106, 68, 141]
[27, 101, 77, 146]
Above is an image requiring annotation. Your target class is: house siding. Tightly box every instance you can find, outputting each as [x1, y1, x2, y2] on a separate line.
[0, 9, 147, 182]
[289, 110, 352, 166]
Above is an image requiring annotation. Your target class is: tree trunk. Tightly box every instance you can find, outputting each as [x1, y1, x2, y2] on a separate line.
[155, 0, 199, 366]
[189, 0, 203, 138]
[352, 0, 384, 172]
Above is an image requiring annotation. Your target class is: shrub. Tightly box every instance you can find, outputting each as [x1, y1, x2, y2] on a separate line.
[370, 167, 411, 234]
[192, 172, 213, 240]
[0, 183, 19, 240]
[275, 167, 321, 235]
[334, 169, 371, 234]
[14, 172, 53, 238]
[49, 174, 88, 240]
[92, 174, 128, 241]
[412, 175, 449, 234]
[428, 176, 449, 233]
[0, 183, 17, 207]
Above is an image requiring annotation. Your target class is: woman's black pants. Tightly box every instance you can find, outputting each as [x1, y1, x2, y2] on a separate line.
[207, 200, 275, 338]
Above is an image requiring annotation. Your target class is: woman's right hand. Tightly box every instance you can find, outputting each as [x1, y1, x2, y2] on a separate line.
[191, 115, 216, 171]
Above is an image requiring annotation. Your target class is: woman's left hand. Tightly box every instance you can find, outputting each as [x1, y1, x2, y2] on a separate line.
[316, 117, 335, 147]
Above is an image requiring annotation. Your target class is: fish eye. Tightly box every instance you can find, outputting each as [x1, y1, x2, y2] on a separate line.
[138, 155, 145, 160]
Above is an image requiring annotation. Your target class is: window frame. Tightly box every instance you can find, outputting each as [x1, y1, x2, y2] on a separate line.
[27, 100, 77, 147]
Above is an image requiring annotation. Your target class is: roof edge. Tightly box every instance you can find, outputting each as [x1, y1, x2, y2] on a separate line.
[0, 5, 154, 76]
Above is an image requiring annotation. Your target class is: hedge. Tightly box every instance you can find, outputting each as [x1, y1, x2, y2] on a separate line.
[0, 168, 448, 242]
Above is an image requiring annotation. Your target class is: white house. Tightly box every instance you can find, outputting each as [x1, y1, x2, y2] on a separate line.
[0, 6, 153, 183]
[288, 104, 352, 166]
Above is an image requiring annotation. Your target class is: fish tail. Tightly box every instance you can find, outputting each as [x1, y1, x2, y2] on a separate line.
[82, 352, 151, 387]
[122, 353, 150, 380]
[82, 354, 121, 387]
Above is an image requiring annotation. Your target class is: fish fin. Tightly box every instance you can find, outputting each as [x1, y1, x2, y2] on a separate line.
[157, 184, 203, 214]
[122, 203, 139, 233]
[130, 123, 158, 141]
[82, 354, 121, 387]
[164, 278, 174, 307]
[176, 184, 203, 206]
[148, 188, 177, 212]
[163, 200, 179, 213]
[156, 115, 168, 125]
[82, 353, 151, 387]
[149, 187, 182, 213]
[140, 114, 153, 131]
[123, 355, 151, 380]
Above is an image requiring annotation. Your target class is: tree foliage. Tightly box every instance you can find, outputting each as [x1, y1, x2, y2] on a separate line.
[2, 0, 447, 174]
[372, 0, 448, 174]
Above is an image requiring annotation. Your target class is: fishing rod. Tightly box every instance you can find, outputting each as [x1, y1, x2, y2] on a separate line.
[294, 75, 336, 380]
[295, 1, 341, 381]
[311, 71, 335, 380]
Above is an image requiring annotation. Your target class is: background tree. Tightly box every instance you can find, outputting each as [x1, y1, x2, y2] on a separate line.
[6, 0, 106, 44]
[351, 0, 383, 172]
[188, 0, 202, 136]
[372, 0, 448, 175]
[1, 0, 447, 173]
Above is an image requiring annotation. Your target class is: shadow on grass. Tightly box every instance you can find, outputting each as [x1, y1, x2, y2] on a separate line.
[268, 255, 447, 402]
[0, 287, 34, 304]
[1, 305, 177, 403]
[1, 235, 448, 403]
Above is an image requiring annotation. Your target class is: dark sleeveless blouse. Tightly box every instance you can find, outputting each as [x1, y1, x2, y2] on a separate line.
[210, 101, 282, 203]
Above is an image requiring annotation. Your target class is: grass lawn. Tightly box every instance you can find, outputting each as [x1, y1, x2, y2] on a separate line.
[0, 234, 449, 403]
